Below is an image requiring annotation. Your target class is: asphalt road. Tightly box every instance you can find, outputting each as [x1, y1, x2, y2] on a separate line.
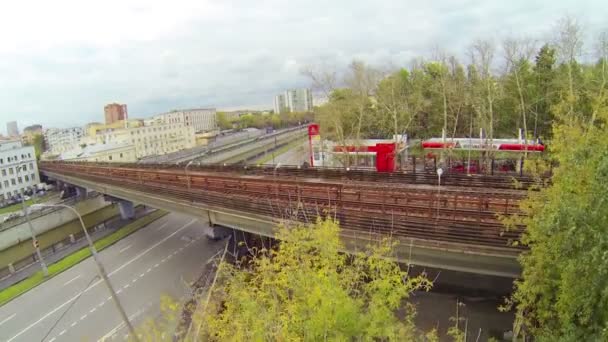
[0, 212, 225, 342]
[263, 140, 309, 166]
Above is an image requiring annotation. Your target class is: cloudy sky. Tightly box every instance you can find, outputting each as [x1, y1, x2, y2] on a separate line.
[0, 0, 605, 132]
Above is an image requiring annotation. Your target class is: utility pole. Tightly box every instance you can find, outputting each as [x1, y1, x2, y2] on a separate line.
[18, 165, 48, 277]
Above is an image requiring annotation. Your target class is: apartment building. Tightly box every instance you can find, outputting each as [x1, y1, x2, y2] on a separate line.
[0, 140, 39, 200]
[44, 127, 84, 155]
[153, 108, 217, 133]
[274, 88, 313, 114]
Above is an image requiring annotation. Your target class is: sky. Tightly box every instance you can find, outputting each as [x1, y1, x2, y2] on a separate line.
[0, 0, 605, 132]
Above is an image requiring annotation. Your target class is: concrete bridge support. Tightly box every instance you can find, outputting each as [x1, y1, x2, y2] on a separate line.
[118, 200, 135, 220]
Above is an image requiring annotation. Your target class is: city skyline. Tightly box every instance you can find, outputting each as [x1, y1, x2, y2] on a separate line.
[0, 0, 605, 131]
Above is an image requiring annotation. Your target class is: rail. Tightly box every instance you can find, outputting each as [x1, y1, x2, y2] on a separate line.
[41, 162, 530, 251]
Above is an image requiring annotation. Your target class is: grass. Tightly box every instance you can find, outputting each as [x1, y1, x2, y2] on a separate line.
[255, 138, 307, 165]
[0, 209, 168, 306]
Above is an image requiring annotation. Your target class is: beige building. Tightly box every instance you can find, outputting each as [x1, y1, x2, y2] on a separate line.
[153, 108, 217, 133]
[94, 121, 195, 159]
[60, 143, 136, 163]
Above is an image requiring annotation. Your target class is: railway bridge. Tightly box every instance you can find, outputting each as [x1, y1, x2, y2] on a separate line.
[40, 161, 533, 278]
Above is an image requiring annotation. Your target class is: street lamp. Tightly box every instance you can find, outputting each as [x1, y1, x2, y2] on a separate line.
[185, 160, 194, 191]
[16, 164, 49, 277]
[30, 203, 139, 341]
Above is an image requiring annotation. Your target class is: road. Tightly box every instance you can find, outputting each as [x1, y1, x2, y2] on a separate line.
[263, 140, 309, 166]
[0, 212, 225, 342]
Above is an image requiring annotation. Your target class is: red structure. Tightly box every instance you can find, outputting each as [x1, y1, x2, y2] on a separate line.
[332, 143, 396, 172]
[308, 123, 320, 166]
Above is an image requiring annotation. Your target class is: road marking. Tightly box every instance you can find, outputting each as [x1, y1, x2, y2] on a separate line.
[139, 273, 145, 278]
[154, 263, 159, 268]
[118, 244, 132, 254]
[80, 314, 87, 320]
[173, 250, 178, 255]
[155, 222, 169, 231]
[48, 337, 56, 342]
[116, 289, 122, 294]
[59, 330, 66, 336]
[63, 275, 81, 286]
[132, 278, 137, 283]
[107, 296, 112, 301]
[90, 307, 97, 313]
[99, 307, 147, 342]
[146, 268, 152, 273]
[0, 313, 16, 326]
[98, 302, 105, 308]
[6, 219, 197, 342]
[71, 321, 77, 327]
[124, 284, 130, 289]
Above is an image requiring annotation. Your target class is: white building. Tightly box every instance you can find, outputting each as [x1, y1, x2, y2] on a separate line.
[153, 108, 217, 133]
[274, 89, 313, 114]
[0, 140, 39, 200]
[44, 127, 84, 155]
[93, 121, 196, 159]
[60, 143, 137, 163]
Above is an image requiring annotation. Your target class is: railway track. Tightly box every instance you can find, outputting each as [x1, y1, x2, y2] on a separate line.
[41, 161, 529, 250]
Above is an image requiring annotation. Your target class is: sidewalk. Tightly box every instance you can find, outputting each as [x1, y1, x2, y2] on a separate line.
[0, 207, 153, 291]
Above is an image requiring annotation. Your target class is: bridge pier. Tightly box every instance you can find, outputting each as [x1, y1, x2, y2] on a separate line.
[75, 186, 87, 199]
[118, 200, 136, 220]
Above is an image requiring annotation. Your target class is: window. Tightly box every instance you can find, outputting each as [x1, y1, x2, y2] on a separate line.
[1, 170, 5, 176]
[28, 153, 31, 158]
[7, 157, 11, 162]
[9, 168, 13, 175]
[24, 175, 29, 182]
[3, 181, 7, 188]
[18, 177, 22, 184]
[31, 173, 35, 181]
[120, 153, 123, 158]
[29, 162, 33, 170]
[0, 158, 3, 164]
[108, 155, 112, 161]
[11, 179, 15, 185]
[14, 155, 17, 161]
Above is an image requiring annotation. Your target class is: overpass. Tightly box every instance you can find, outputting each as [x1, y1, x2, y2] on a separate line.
[40, 161, 531, 278]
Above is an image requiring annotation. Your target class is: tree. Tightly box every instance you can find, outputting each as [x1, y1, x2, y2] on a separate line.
[193, 220, 434, 341]
[216, 112, 232, 130]
[533, 44, 557, 137]
[510, 34, 608, 338]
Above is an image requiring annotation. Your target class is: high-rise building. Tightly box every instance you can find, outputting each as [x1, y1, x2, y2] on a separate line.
[153, 108, 217, 133]
[0, 140, 39, 201]
[104, 103, 128, 125]
[6, 121, 18, 137]
[273, 89, 313, 114]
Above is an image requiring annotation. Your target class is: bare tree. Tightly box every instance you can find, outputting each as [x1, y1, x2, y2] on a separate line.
[471, 39, 497, 147]
[503, 37, 537, 152]
[554, 16, 583, 117]
[591, 30, 608, 125]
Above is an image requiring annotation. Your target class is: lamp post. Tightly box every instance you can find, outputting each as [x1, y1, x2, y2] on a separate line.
[30, 203, 139, 341]
[185, 160, 194, 191]
[16, 164, 49, 277]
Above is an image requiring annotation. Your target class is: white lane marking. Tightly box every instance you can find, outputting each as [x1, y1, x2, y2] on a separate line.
[116, 289, 123, 294]
[63, 275, 81, 286]
[118, 244, 132, 254]
[146, 268, 152, 273]
[154, 263, 159, 268]
[0, 313, 16, 326]
[107, 296, 112, 301]
[6, 219, 197, 342]
[90, 307, 97, 313]
[124, 284, 130, 289]
[155, 222, 169, 231]
[139, 273, 145, 278]
[71, 321, 77, 327]
[80, 314, 87, 320]
[132, 278, 137, 283]
[59, 330, 66, 336]
[172, 251, 178, 255]
[98, 308, 147, 342]
[48, 337, 56, 342]
[98, 302, 105, 308]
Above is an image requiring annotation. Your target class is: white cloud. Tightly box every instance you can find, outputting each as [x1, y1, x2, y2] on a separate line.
[0, 0, 606, 131]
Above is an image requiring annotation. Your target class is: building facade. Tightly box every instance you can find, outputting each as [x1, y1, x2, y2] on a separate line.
[6, 121, 19, 137]
[104, 103, 127, 125]
[95, 121, 196, 159]
[44, 127, 84, 155]
[60, 143, 136, 163]
[0, 140, 39, 200]
[274, 89, 313, 114]
[153, 108, 217, 133]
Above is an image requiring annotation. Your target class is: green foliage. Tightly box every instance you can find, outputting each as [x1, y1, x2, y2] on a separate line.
[216, 112, 233, 130]
[235, 112, 312, 130]
[511, 58, 608, 340]
[195, 219, 434, 341]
